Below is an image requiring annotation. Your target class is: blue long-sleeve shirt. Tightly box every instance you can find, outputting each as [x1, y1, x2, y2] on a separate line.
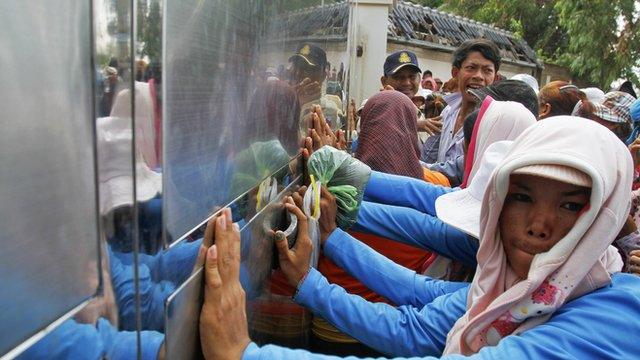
[363, 171, 455, 216]
[352, 201, 477, 267]
[241, 229, 640, 359]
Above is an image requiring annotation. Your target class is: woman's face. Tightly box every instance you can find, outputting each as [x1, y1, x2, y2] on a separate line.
[499, 174, 591, 279]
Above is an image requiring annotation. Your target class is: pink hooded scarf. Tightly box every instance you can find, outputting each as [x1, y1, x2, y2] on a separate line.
[445, 116, 628, 354]
[460, 97, 537, 189]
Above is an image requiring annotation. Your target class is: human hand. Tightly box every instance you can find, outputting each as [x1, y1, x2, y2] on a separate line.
[274, 196, 313, 287]
[199, 209, 251, 360]
[629, 138, 640, 167]
[318, 186, 338, 246]
[295, 78, 321, 104]
[417, 115, 443, 135]
[629, 250, 640, 275]
[380, 85, 395, 91]
[308, 105, 339, 151]
[334, 129, 347, 150]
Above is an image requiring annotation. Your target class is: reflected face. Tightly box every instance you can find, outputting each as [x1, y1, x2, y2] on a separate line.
[382, 67, 420, 98]
[453, 51, 496, 103]
[499, 174, 590, 279]
[290, 62, 326, 85]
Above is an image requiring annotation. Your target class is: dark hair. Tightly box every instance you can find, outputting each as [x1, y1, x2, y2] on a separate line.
[480, 79, 539, 118]
[423, 70, 433, 77]
[463, 109, 481, 145]
[452, 39, 501, 72]
[539, 81, 587, 117]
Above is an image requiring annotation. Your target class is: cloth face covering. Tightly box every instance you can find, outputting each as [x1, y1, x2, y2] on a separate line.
[445, 116, 630, 355]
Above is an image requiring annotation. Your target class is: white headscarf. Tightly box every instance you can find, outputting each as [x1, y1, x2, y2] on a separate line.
[445, 116, 629, 354]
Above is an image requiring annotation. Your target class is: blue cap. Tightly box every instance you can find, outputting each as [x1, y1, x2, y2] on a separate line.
[383, 50, 421, 76]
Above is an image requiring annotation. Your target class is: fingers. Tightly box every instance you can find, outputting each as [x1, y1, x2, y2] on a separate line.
[274, 230, 293, 262]
[320, 185, 334, 201]
[284, 197, 308, 240]
[215, 208, 241, 278]
[292, 190, 304, 209]
[204, 245, 222, 304]
[310, 129, 323, 150]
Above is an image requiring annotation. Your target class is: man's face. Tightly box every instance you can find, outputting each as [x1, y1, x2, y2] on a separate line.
[498, 174, 590, 279]
[452, 51, 496, 104]
[382, 67, 420, 98]
[290, 61, 325, 85]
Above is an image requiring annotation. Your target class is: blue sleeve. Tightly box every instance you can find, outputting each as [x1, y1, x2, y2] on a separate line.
[97, 318, 164, 360]
[110, 253, 175, 331]
[293, 268, 469, 356]
[16, 320, 104, 360]
[324, 228, 467, 308]
[427, 155, 464, 187]
[363, 171, 455, 216]
[245, 275, 640, 360]
[352, 201, 478, 267]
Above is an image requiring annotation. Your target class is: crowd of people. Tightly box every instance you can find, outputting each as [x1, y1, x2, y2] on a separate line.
[196, 38, 640, 359]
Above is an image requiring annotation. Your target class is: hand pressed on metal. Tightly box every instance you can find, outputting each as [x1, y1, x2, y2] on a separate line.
[199, 209, 250, 360]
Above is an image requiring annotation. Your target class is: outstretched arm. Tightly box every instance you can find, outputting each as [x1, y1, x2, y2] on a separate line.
[363, 171, 455, 215]
[352, 201, 478, 267]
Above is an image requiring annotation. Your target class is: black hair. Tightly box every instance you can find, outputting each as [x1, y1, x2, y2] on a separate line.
[463, 109, 481, 145]
[452, 39, 501, 72]
[482, 79, 539, 118]
[423, 70, 433, 77]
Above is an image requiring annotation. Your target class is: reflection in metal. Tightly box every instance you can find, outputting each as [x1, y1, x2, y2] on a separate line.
[0, 1, 98, 356]
[164, 268, 204, 360]
[164, 168, 302, 359]
[163, 1, 307, 244]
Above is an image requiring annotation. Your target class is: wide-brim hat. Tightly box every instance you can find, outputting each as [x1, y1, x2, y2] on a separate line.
[97, 116, 161, 214]
[435, 141, 512, 238]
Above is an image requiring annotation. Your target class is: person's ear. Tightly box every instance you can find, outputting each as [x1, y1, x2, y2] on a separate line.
[451, 67, 459, 79]
[539, 103, 551, 118]
[380, 76, 387, 87]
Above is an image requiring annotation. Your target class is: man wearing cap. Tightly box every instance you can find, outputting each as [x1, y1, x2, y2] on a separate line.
[380, 50, 422, 99]
[288, 42, 342, 133]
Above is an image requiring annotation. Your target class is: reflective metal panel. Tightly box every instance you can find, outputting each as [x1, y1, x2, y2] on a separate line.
[163, 1, 348, 244]
[165, 171, 302, 359]
[0, 1, 98, 356]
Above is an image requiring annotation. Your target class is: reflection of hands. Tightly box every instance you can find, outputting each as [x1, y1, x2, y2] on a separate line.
[200, 209, 251, 360]
[295, 78, 321, 104]
[417, 115, 443, 135]
[304, 105, 346, 157]
[318, 187, 338, 246]
[630, 250, 640, 275]
[347, 98, 357, 135]
[380, 85, 395, 91]
[274, 196, 312, 287]
[629, 138, 640, 167]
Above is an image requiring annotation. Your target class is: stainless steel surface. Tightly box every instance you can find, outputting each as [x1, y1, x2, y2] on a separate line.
[163, 0, 346, 244]
[165, 171, 302, 359]
[0, 1, 98, 356]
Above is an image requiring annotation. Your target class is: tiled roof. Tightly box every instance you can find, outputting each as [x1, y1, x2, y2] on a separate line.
[273, 1, 538, 66]
[390, 2, 539, 66]
[271, 2, 349, 41]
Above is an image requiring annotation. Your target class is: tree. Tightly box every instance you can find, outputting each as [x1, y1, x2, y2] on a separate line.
[141, 0, 161, 62]
[431, 0, 639, 89]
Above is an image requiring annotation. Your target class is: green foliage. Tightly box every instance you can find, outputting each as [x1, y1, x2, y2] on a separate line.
[139, 0, 161, 62]
[438, 0, 639, 88]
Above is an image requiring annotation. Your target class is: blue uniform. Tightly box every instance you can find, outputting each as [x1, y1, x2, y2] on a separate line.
[242, 228, 640, 359]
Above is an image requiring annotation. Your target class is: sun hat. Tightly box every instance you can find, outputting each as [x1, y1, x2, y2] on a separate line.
[435, 140, 512, 238]
[97, 116, 161, 214]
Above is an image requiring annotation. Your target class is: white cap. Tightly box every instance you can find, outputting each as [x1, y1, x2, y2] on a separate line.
[510, 74, 539, 95]
[580, 87, 605, 104]
[435, 141, 512, 238]
[513, 164, 592, 188]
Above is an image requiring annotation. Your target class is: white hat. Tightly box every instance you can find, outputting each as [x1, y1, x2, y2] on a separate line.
[97, 116, 161, 214]
[580, 87, 605, 104]
[510, 74, 539, 95]
[435, 141, 512, 238]
[513, 164, 592, 188]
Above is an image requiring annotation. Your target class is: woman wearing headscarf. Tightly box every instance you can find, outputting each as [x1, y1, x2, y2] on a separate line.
[312, 91, 445, 355]
[200, 116, 640, 359]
